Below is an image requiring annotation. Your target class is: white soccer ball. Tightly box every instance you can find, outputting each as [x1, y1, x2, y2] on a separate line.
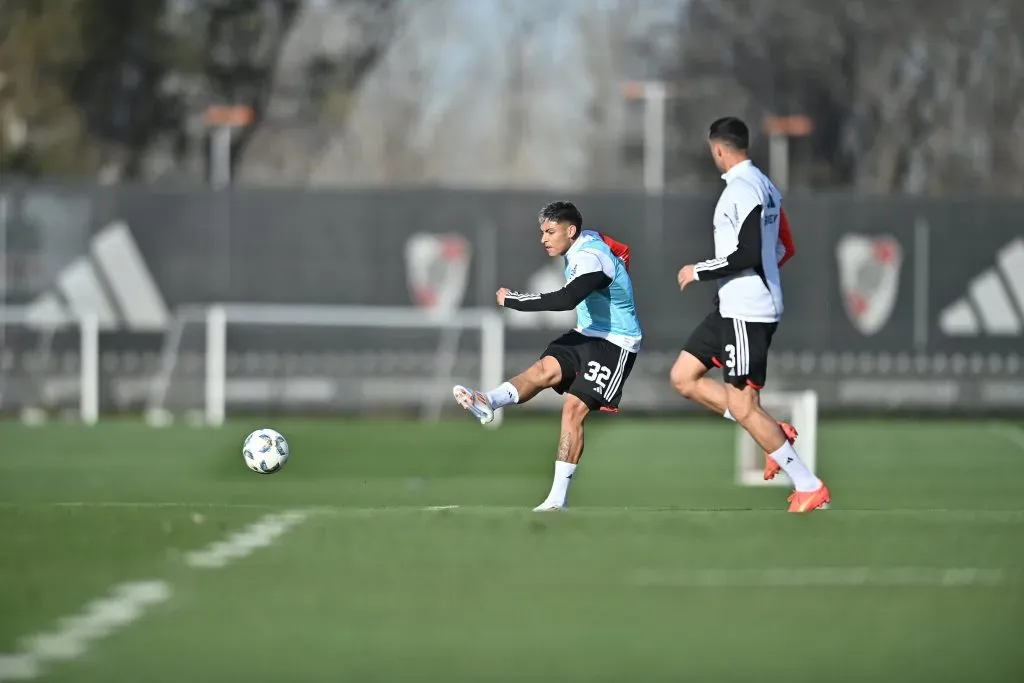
[242, 428, 290, 474]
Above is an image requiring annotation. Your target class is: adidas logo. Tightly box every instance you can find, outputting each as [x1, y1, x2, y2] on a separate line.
[939, 238, 1024, 336]
[25, 221, 170, 332]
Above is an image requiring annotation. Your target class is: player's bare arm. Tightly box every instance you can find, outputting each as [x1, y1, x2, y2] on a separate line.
[677, 264, 696, 290]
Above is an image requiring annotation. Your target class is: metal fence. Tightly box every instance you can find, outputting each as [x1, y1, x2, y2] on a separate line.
[0, 183, 1021, 416]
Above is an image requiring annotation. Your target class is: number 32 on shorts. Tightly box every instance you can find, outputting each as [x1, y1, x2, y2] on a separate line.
[583, 361, 612, 394]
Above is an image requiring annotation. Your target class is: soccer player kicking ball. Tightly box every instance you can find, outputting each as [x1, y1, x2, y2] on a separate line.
[673, 116, 830, 513]
[452, 201, 641, 511]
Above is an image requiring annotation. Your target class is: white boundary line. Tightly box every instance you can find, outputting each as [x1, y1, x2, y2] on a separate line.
[184, 510, 309, 569]
[0, 510, 313, 681]
[0, 502, 1022, 521]
[0, 506, 1019, 679]
[0, 581, 171, 682]
[629, 567, 1017, 588]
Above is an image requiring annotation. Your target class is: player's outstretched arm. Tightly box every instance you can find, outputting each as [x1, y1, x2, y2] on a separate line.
[500, 271, 611, 312]
[691, 205, 763, 281]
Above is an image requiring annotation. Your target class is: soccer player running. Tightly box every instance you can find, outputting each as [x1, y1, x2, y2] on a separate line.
[452, 201, 641, 511]
[673, 117, 829, 513]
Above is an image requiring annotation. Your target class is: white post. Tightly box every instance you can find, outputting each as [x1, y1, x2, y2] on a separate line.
[205, 305, 227, 426]
[480, 310, 505, 428]
[768, 132, 789, 191]
[800, 390, 818, 476]
[79, 312, 99, 425]
[914, 217, 930, 350]
[210, 126, 232, 188]
[642, 81, 666, 194]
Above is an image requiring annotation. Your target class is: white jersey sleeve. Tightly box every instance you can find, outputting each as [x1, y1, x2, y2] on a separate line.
[697, 161, 786, 322]
[566, 248, 615, 282]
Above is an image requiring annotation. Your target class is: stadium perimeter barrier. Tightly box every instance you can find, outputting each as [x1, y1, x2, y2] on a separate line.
[0, 184, 1020, 420]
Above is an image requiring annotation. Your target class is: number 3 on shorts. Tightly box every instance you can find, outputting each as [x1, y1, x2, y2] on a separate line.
[724, 344, 736, 376]
[583, 361, 612, 394]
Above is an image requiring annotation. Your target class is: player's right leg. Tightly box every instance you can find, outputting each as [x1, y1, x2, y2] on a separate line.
[453, 332, 577, 424]
[452, 356, 562, 424]
[725, 382, 828, 511]
[672, 311, 796, 479]
[720, 318, 828, 512]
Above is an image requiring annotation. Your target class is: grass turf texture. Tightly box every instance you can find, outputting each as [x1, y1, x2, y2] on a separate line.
[1, 417, 1023, 682]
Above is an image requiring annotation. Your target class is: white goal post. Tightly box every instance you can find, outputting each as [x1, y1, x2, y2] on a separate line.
[146, 304, 506, 428]
[735, 390, 818, 487]
[0, 307, 99, 425]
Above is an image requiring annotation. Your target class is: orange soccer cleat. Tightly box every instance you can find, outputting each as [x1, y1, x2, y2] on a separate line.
[787, 484, 830, 513]
[764, 421, 799, 480]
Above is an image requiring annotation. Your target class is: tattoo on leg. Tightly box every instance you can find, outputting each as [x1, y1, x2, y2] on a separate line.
[556, 431, 573, 462]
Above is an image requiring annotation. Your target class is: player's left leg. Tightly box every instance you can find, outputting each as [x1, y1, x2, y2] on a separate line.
[533, 394, 590, 511]
[670, 351, 727, 413]
[534, 338, 637, 511]
[721, 319, 829, 512]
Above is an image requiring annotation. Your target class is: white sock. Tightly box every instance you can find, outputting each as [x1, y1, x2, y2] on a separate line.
[545, 461, 577, 506]
[723, 408, 736, 421]
[769, 441, 821, 492]
[485, 382, 519, 409]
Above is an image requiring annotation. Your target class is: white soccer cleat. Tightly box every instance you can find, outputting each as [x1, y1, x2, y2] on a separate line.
[452, 385, 495, 425]
[532, 501, 567, 512]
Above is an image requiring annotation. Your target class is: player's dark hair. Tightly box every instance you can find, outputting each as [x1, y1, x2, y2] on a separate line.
[539, 201, 583, 237]
[708, 116, 750, 151]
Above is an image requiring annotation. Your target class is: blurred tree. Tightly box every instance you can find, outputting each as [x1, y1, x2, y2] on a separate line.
[305, 0, 686, 190]
[236, 0, 401, 183]
[70, 0, 187, 180]
[0, 0, 92, 176]
[198, 0, 301, 180]
[669, 0, 1024, 195]
[0, 0, 302, 181]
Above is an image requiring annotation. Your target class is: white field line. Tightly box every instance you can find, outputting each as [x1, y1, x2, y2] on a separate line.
[0, 511, 310, 680]
[0, 581, 170, 682]
[184, 510, 309, 569]
[629, 567, 1017, 588]
[1, 503, 1023, 522]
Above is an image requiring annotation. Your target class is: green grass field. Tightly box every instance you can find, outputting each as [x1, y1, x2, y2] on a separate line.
[1, 415, 1023, 682]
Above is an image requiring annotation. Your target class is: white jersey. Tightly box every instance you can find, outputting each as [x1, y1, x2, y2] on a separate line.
[699, 159, 785, 322]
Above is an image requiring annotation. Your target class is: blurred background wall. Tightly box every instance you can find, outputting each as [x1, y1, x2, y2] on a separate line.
[0, 0, 1022, 420]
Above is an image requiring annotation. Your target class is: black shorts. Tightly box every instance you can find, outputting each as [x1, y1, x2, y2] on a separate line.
[541, 331, 637, 411]
[683, 309, 778, 389]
